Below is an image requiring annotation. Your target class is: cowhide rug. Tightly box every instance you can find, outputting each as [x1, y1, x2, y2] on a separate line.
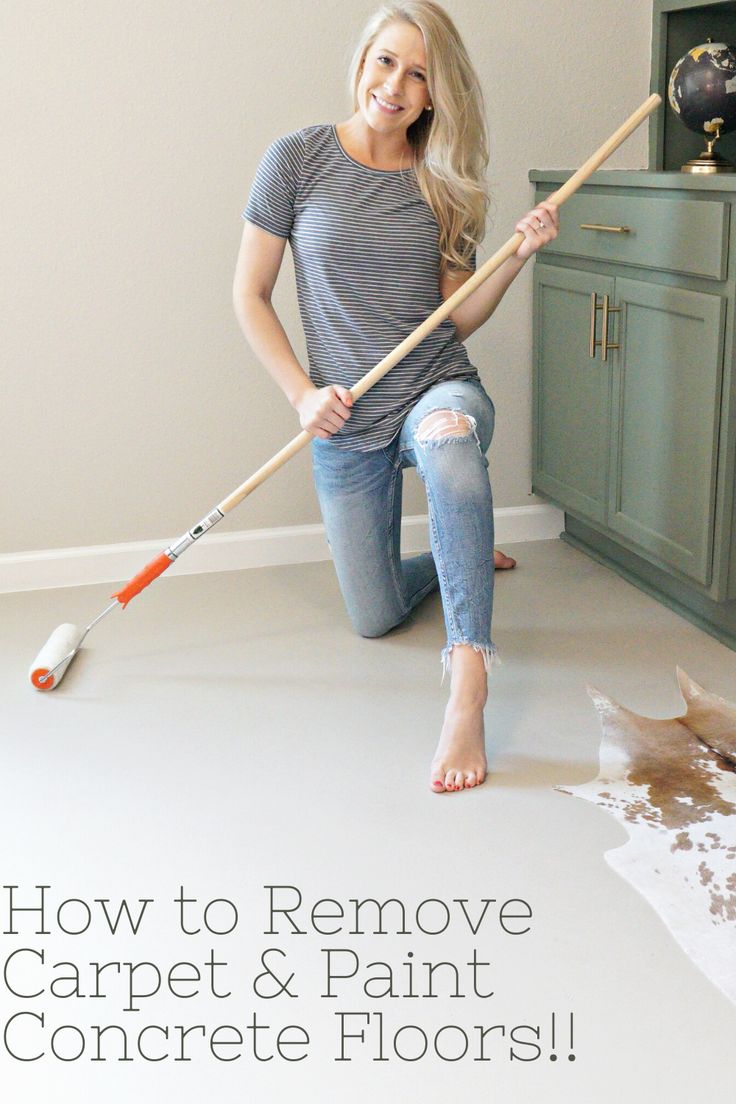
[556, 668, 736, 1005]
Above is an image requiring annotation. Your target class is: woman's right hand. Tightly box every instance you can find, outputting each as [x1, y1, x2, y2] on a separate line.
[295, 384, 354, 439]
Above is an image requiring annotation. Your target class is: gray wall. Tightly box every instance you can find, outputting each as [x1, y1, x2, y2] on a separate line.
[3, 0, 652, 554]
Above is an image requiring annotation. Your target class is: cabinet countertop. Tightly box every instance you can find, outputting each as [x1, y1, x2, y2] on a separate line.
[529, 169, 736, 191]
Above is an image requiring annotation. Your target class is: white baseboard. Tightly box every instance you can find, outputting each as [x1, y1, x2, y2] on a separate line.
[0, 504, 563, 594]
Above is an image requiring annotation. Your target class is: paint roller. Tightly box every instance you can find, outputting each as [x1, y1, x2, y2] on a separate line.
[30, 93, 661, 690]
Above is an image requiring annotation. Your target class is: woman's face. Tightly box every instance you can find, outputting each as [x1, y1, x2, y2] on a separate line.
[357, 21, 432, 134]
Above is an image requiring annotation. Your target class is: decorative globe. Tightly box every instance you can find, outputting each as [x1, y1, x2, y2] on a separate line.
[668, 42, 736, 138]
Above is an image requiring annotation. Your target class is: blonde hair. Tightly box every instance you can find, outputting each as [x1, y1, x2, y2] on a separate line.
[347, 1, 490, 273]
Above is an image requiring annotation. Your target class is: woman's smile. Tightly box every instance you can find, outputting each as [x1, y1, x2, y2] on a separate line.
[372, 92, 403, 114]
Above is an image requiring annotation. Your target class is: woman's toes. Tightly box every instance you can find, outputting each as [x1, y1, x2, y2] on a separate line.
[464, 771, 477, 788]
[493, 548, 516, 570]
[444, 770, 456, 791]
[431, 772, 445, 792]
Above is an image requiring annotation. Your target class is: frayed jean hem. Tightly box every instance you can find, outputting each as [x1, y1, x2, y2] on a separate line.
[440, 641, 501, 685]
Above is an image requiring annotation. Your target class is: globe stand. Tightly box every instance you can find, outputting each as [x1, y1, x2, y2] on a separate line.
[682, 128, 736, 173]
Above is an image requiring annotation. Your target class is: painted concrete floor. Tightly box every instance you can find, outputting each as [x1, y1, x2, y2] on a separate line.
[2, 538, 735, 1101]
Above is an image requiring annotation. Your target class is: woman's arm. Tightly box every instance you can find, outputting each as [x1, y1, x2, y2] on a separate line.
[232, 221, 353, 438]
[232, 221, 314, 408]
[441, 200, 559, 343]
[442, 254, 527, 344]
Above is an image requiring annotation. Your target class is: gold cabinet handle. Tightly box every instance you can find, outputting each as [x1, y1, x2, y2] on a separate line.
[601, 294, 620, 362]
[590, 293, 620, 360]
[580, 223, 631, 233]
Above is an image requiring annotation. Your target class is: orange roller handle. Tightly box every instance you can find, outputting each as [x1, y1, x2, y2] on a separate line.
[112, 552, 173, 608]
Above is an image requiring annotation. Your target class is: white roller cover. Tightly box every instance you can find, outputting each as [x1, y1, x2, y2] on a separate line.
[29, 623, 84, 690]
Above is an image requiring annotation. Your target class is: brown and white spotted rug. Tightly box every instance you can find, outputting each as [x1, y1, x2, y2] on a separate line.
[556, 668, 736, 1005]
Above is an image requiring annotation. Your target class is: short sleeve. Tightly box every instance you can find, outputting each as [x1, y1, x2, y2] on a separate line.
[241, 131, 304, 240]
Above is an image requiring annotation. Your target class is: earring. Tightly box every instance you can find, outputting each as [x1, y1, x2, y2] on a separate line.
[427, 105, 433, 112]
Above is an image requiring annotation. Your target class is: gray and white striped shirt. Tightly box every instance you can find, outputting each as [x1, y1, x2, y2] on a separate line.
[242, 123, 479, 451]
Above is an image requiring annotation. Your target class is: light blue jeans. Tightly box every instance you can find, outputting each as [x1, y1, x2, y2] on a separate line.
[311, 377, 498, 676]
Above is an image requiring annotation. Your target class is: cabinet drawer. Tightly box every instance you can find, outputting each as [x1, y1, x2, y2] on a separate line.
[539, 191, 729, 280]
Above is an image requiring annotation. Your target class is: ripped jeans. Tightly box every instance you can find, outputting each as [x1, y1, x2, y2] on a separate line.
[311, 377, 498, 677]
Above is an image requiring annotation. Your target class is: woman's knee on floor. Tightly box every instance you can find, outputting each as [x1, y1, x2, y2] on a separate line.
[348, 607, 404, 639]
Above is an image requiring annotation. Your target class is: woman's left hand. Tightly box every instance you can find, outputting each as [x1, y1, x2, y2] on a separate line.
[514, 200, 559, 261]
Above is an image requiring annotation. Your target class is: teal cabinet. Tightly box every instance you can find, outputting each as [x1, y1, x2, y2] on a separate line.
[530, 170, 736, 649]
[533, 266, 614, 523]
[608, 278, 725, 586]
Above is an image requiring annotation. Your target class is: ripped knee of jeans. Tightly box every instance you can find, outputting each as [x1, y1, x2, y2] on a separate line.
[415, 408, 479, 448]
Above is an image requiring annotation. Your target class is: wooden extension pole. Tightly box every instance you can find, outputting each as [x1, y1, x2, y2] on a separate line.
[219, 93, 661, 515]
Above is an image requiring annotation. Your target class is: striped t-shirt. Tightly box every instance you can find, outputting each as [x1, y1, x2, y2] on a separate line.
[241, 123, 479, 451]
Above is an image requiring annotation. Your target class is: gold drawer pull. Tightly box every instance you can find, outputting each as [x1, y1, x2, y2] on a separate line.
[580, 223, 631, 233]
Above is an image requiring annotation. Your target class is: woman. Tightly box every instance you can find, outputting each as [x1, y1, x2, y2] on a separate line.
[233, 1, 558, 793]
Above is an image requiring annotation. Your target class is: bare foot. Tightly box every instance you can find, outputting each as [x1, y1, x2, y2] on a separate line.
[494, 548, 516, 570]
[430, 696, 488, 793]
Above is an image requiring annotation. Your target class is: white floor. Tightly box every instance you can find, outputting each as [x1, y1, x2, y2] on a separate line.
[2, 538, 735, 1101]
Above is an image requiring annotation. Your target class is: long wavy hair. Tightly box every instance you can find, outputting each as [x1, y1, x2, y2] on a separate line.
[346, 1, 490, 273]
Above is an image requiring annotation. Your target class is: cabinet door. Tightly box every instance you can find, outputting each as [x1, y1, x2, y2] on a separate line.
[533, 265, 614, 523]
[608, 278, 725, 586]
